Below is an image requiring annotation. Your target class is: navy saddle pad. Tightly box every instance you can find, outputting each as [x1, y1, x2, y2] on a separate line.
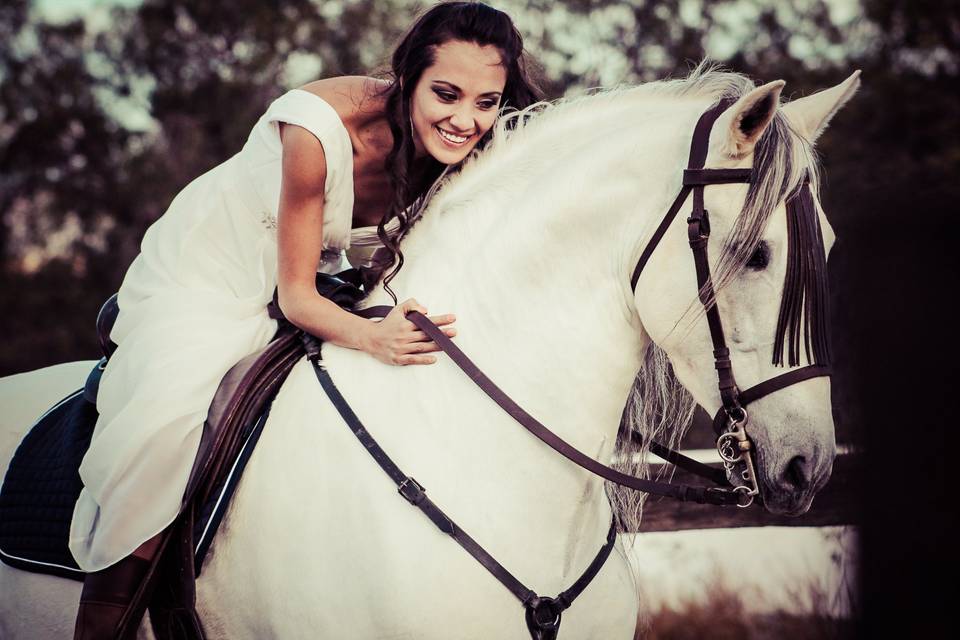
[0, 368, 271, 581]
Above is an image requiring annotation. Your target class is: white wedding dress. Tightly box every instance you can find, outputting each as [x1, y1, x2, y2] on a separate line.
[70, 89, 390, 572]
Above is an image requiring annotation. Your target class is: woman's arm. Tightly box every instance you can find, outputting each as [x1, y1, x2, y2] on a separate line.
[275, 123, 455, 365]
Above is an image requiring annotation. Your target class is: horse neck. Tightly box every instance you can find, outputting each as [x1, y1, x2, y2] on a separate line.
[305, 98, 713, 586]
[364, 99, 695, 510]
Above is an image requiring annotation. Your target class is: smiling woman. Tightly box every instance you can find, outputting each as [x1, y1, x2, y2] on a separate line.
[65, 2, 541, 638]
[410, 41, 507, 161]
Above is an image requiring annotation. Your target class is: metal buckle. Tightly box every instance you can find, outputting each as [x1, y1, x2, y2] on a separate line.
[726, 404, 746, 424]
[686, 209, 711, 237]
[703, 486, 738, 506]
[397, 477, 425, 505]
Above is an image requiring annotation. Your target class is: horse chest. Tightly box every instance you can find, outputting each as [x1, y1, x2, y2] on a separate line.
[192, 360, 639, 638]
[199, 525, 638, 639]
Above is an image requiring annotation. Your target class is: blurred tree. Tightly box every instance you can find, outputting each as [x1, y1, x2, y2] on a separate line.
[1, 0, 142, 367]
[91, 0, 424, 263]
[0, 2, 131, 272]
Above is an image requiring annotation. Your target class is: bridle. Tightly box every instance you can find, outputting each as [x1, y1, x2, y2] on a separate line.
[307, 97, 833, 640]
[628, 97, 832, 506]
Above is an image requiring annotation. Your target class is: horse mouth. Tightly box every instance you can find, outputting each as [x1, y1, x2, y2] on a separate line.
[759, 487, 816, 516]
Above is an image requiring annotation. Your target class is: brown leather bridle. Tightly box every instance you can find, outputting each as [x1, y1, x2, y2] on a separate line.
[310, 98, 834, 640]
[628, 97, 832, 506]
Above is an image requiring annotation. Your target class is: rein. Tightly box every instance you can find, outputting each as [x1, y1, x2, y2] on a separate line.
[310, 98, 833, 639]
[358, 305, 741, 505]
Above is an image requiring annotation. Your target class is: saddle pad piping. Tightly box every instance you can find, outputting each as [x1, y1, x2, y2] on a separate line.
[193, 407, 271, 573]
[0, 546, 85, 577]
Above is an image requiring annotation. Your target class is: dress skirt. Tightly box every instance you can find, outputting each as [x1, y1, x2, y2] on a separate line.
[69, 154, 279, 572]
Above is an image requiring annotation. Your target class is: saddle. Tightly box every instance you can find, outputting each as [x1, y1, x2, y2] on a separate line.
[0, 272, 364, 639]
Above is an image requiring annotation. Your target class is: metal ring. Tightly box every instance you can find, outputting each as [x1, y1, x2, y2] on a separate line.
[733, 485, 755, 508]
[717, 433, 742, 463]
[727, 406, 748, 426]
[526, 597, 562, 631]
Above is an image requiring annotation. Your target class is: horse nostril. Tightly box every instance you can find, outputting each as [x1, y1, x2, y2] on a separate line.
[784, 455, 810, 492]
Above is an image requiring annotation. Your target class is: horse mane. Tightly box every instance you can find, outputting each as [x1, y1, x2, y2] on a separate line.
[404, 62, 822, 535]
[486, 62, 820, 535]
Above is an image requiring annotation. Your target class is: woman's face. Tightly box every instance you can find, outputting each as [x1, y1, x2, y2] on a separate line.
[410, 39, 508, 164]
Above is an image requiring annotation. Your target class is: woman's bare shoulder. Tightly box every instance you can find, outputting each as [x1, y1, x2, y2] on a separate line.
[298, 76, 391, 122]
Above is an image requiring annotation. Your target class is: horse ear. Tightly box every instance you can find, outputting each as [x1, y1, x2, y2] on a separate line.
[713, 80, 785, 159]
[782, 70, 861, 143]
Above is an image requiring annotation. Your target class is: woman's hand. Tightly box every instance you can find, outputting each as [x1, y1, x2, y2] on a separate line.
[362, 298, 457, 365]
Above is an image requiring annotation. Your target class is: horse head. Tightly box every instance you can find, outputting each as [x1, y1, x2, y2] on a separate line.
[632, 72, 860, 515]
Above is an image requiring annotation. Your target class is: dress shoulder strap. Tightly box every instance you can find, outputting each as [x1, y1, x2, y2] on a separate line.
[263, 89, 355, 249]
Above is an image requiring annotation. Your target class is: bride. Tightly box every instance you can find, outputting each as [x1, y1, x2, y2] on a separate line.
[69, 3, 541, 637]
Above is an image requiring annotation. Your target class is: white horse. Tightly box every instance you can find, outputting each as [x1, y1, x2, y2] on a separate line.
[0, 66, 859, 639]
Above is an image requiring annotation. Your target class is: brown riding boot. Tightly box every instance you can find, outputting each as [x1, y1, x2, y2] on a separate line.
[74, 554, 151, 640]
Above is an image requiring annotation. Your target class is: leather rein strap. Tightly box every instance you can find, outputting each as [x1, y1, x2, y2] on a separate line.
[309, 352, 615, 640]
[359, 304, 740, 506]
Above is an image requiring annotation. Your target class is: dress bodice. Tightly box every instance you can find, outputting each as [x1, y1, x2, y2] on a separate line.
[239, 88, 398, 273]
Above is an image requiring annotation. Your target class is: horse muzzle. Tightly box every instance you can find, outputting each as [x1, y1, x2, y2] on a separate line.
[753, 436, 836, 515]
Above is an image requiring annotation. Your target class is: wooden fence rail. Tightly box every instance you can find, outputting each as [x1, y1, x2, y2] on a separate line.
[633, 451, 861, 532]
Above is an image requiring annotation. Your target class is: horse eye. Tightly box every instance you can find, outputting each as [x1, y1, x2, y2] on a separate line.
[746, 242, 770, 270]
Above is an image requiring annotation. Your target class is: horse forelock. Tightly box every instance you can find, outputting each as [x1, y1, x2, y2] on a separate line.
[713, 113, 821, 292]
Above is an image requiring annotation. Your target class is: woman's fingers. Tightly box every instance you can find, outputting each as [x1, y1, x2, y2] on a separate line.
[407, 314, 456, 336]
[382, 302, 458, 365]
[398, 300, 455, 326]
[426, 313, 456, 327]
[396, 354, 438, 366]
[399, 298, 428, 316]
[397, 340, 442, 355]
[404, 327, 457, 343]
[399, 308, 456, 339]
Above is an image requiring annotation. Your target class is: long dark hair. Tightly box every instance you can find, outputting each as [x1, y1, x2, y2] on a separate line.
[376, 1, 542, 300]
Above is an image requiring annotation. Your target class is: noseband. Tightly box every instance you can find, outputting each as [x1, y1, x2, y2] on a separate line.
[629, 98, 832, 505]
